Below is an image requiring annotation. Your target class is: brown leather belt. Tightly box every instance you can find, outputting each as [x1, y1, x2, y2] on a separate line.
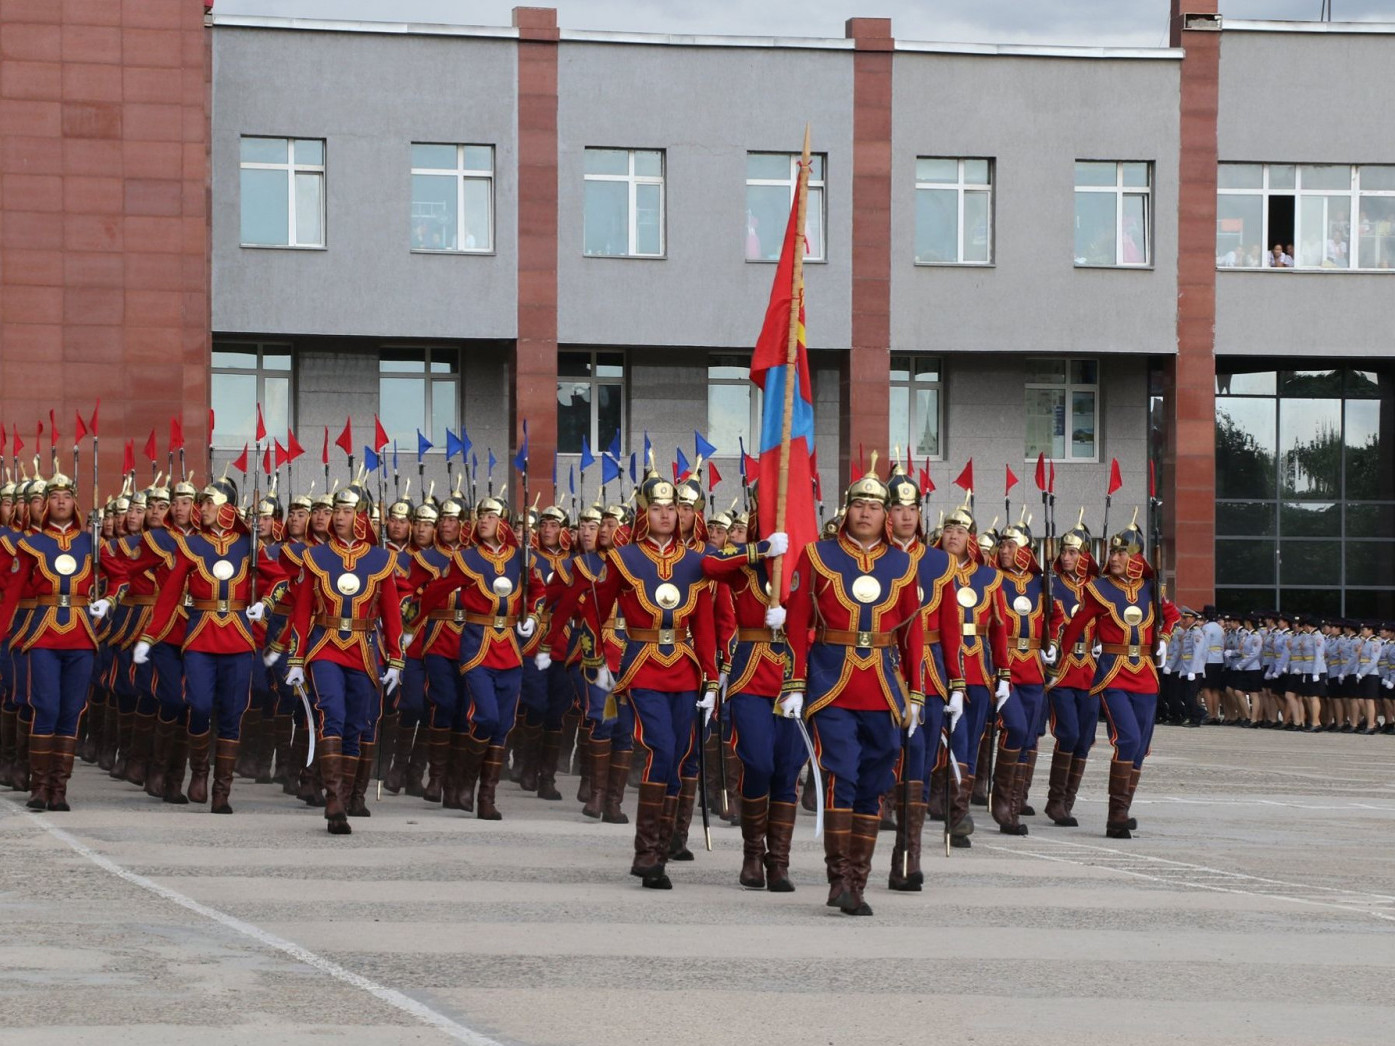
[627, 627, 689, 644]
[427, 608, 470, 624]
[736, 628, 781, 643]
[962, 624, 978, 637]
[463, 612, 518, 630]
[1014, 637, 1042, 653]
[33, 594, 89, 609]
[816, 627, 893, 649]
[1101, 643, 1145, 658]
[190, 598, 248, 613]
[124, 594, 157, 606]
[922, 630, 941, 645]
[314, 614, 376, 632]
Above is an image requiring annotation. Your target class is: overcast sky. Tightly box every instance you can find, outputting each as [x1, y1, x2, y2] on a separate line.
[215, 0, 1395, 46]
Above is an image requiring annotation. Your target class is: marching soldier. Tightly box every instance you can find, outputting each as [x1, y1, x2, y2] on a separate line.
[515, 505, 571, 793]
[383, 495, 435, 796]
[1043, 518, 1099, 827]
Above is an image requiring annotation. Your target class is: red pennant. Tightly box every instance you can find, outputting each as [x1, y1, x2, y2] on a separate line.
[143, 428, 157, 463]
[334, 417, 353, 458]
[261, 445, 272, 476]
[207, 407, 214, 442]
[231, 444, 249, 473]
[373, 414, 389, 453]
[49, 409, 58, 448]
[743, 452, 759, 482]
[255, 403, 267, 442]
[121, 439, 134, 475]
[952, 459, 973, 492]
[671, 460, 679, 480]
[321, 427, 330, 465]
[74, 410, 88, 444]
[0, 425, 6, 455]
[274, 438, 289, 469]
[707, 461, 723, 489]
[286, 428, 306, 463]
[923, 457, 934, 494]
[1149, 459, 1156, 499]
[36, 420, 43, 450]
[1034, 452, 1047, 492]
[91, 399, 100, 438]
[170, 415, 185, 452]
[1005, 464, 1019, 495]
[1107, 457, 1123, 497]
[14, 425, 23, 457]
[1048, 459, 1056, 494]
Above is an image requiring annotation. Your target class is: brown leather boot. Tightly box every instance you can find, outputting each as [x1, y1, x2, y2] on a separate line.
[46, 735, 76, 812]
[1043, 747, 1076, 826]
[270, 715, 295, 787]
[319, 737, 351, 835]
[602, 748, 631, 824]
[25, 734, 53, 810]
[347, 743, 374, 817]
[822, 808, 854, 908]
[476, 744, 505, 820]
[284, 723, 308, 795]
[800, 762, 817, 812]
[843, 814, 880, 916]
[536, 729, 563, 800]
[384, 720, 415, 794]
[1105, 758, 1134, 839]
[739, 794, 769, 888]
[124, 714, 154, 786]
[949, 764, 975, 848]
[581, 737, 611, 819]
[163, 728, 189, 805]
[576, 740, 593, 804]
[97, 704, 119, 772]
[211, 739, 238, 814]
[1004, 759, 1030, 836]
[77, 703, 98, 764]
[926, 763, 948, 822]
[878, 787, 897, 830]
[405, 726, 429, 797]
[630, 780, 670, 888]
[765, 800, 797, 892]
[1018, 748, 1039, 816]
[10, 715, 30, 792]
[722, 740, 743, 825]
[649, 792, 678, 889]
[297, 756, 325, 807]
[186, 731, 211, 805]
[1064, 756, 1088, 821]
[235, 718, 260, 778]
[1127, 766, 1142, 832]
[109, 709, 133, 779]
[991, 747, 1023, 833]
[516, 722, 542, 792]
[0, 708, 15, 784]
[889, 799, 927, 891]
[145, 720, 169, 798]
[457, 735, 488, 814]
[422, 726, 449, 803]
[971, 731, 992, 805]
[668, 776, 698, 860]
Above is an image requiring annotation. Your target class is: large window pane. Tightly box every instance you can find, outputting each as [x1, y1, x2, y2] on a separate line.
[1280, 369, 1343, 397]
[1121, 194, 1148, 263]
[556, 380, 591, 453]
[1279, 540, 1340, 586]
[1074, 192, 1117, 265]
[1217, 587, 1272, 614]
[411, 143, 456, 169]
[294, 172, 323, 246]
[1278, 587, 1341, 618]
[1299, 164, 1351, 191]
[1279, 399, 1342, 499]
[746, 183, 789, 261]
[211, 373, 257, 448]
[1297, 194, 1350, 268]
[264, 376, 290, 445]
[241, 168, 288, 245]
[242, 137, 286, 164]
[1218, 163, 1263, 190]
[411, 173, 457, 250]
[584, 149, 628, 176]
[431, 379, 455, 447]
[583, 180, 628, 257]
[915, 187, 958, 263]
[1346, 502, 1395, 539]
[1071, 390, 1096, 457]
[708, 384, 751, 457]
[1343, 588, 1395, 620]
[1217, 194, 1263, 267]
[1216, 501, 1276, 536]
[1346, 542, 1395, 589]
[1074, 162, 1116, 187]
[1026, 388, 1065, 460]
[596, 384, 623, 453]
[1357, 196, 1395, 269]
[889, 384, 910, 456]
[963, 190, 990, 263]
[635, 183, 662, 255]
[1215, 399, 1276, 499]
[1216, 370, 1276, 395]
[747, 153, 789, 180]
[917, 158, 958, 182]
[1217, 538, 1275, 585]
[462, 178, 491, 250]
[1280, 501, 1340, 537]
[379, 376, 426, 449]
[1344, 399, 1394, 500]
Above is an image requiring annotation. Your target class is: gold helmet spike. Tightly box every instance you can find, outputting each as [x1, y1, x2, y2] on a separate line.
[843, 450, 888, 508]
[942, 491, 975, 533]
[402, 478, 412, 500]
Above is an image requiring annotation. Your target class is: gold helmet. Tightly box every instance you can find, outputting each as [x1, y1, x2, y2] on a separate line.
[129, 489, 147, 509]
[45, 471, 76, 495]
[578, 502, 604, 525]
[387, 479, 414, 520]
[290, 480, 315, 512]
[539, 505, 569, 527]
[885, 453, 921, 508]
[412, 500, 439, 524]
[999, 508, 1032, 550]
[333, 484, 365, 510]
[0, 480, 15, 501]
[844, 451, 888, 509]
[475, 485, 507, 520]
[943, 491, 976, 535]
[313, 482, 336, 510]
[976, 515, 1000, 557]
[172, 473, 199, 499]
[200, 477, 238, 507]
[637, 461, 676, 510]
[147, 472, 172, 504]
[1059, 508, 1092, 552]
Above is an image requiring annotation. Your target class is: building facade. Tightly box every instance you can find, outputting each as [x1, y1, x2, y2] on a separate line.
[1, 3, 1391, 615]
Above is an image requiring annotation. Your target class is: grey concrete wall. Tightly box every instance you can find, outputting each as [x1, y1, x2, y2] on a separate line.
[211, 28, 518, 341]
[1216, 29, 1395, 359]
[890, 53, 1181, 356]
[556, 42, 854, 351]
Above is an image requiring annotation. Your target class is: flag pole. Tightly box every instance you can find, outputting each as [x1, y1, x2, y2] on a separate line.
[768, 123, 811, 607]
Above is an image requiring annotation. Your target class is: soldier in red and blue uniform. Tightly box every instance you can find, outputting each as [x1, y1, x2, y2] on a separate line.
[414, 490, 546, 820]
[782, 461, 926, 917]
[1043, 516, 1099, 827]
[0, 472, 113, 811]
[382, 495, 435, 797]
[282, 485, 406, 836]
[515, 505, 572, 794]
[1056, 521, 1179, 838]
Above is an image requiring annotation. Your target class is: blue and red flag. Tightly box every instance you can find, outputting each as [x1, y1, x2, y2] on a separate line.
[749, 181, 817, 601]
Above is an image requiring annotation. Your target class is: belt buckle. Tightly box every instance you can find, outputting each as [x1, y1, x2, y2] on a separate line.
[962, 624, 977, 638]
[58, 594, 71, 609]
[1128, 644, 1140, 658]
[1017, 638, 1030, 653]
[183, 594, 193, 608]
[493, 615, 507, 630]
[856, 630, 873, 649]
[218, 599, 230, 614]
[658, 627, 675, 645]
[453, 609, 466, 625]
[1074, 642, 1086, 656]
[338, 617, 352, 632]
[616, 617, 626, 631]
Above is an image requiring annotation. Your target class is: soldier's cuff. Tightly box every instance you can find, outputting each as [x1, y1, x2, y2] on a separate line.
[746, 543, 762, 567]
[996, 669, 1011, 682]
[703, 680, 720, 694]
[287, 657, 305, 669]
[781, 679, 805, 695]
[137, 633, 157, 646]
[386, 657, 405, 671]
[947, 677, 966, 693]
[908, 691, 924, 707]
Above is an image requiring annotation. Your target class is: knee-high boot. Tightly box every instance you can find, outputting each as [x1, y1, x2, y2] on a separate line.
[211, 739, 238, 814]
[764, 800, 797, 892]
[1106, 759, 1134, 839]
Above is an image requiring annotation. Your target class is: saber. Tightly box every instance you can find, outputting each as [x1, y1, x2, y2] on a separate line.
[793, 716, 824, 839]
[942, 728, 961, 857]
[901, 721, 914, 879]
[293, 681, 316, 765]
[716, 679, 729, 819]
[695, 704, 712, 852]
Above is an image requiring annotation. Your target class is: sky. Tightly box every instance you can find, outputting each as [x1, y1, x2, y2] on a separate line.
[214, 0, 1395, 47]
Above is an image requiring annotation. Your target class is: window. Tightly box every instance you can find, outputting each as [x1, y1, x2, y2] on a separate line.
[914, 158, 992, 264]
[240, 137, 324, 247]
[1216, 163, 1395, 270]
[707, 355, 761, 457]
[889, 356, 943, 460]
[558, 351, 624, 454]
[378, 348, 460, 452]
[1025, 359, 1098, 462]
[211, 342, 292, 449]
[409, 143, 494, 253]
[1073, 161, 1151, 267]
[583, 149, 664, 257]
[745, 152, 825, 262]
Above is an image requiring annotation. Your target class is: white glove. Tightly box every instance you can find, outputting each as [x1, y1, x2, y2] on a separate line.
[1161, 664, 1172, 675]
[132, 640, 151, 665]
[401, 631, 415, 651]
[1264, 668, 1275, 680]
[593, 664, 614, 691]
[246, 602, 265, 623]
[1384, 678, 1393, 690]
[905, 702, 922, 739]
[697, 689, 716, 725]
[534, 651, 552, 671]
[718, 671, 729, 699]
[947, 690, 964, 731]
[262, 649, 281, 668]
[995, 680, 1011, 711]
[763, 532, 789, 557]
[88, 598, 111, 620]
[1186, 672, 1196, 682]
[1091, 642, 1103, 658]
[777, 691, 804, 719]
[764, 605, 787, 631]
[380, 666, 401, 694]
[285, 666, 305, 688]
[515, 616, 536, 639]
[1042, 643, 1058, 667]
[1156, 639, 1168, 662]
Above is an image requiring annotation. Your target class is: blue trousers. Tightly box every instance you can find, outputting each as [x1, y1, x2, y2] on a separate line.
[26, 647, 94, 737]
[952, 683, 993, 771]
[1049, 686, 1100, 758]
[1000, 683, 1046, 752]
[462, 664, 522, 747]
[149, 641, 188, 725]
[727, 692, 804, 803]
[424, 653, 470, 732]
[571, 664, 618, 741]
[898, 698, 948, 803]
[629, 687, 697, 795]
[394, 657, 426, 726]
[810, 705, 901, 815]
[521, 661, 571, 730]
[309, 660, 382, 757]
[182, 650, 254, 740]
[1101, 688, 1157, 768]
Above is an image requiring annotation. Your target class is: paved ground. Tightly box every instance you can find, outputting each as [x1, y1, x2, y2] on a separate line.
[3, 724, 1394, 1046]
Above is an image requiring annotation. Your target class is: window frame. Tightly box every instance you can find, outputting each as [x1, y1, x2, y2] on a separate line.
[707, 353, 763, 459]
[210, 340, 295, 450]
[557, 350, 627, 455]
[1024, 357, 1100, 463]
[409, 143, 495, 255]
[744, 152, 827, 264]
[376, 346, 461, 454]
[889, 354, 945, 462]
[913, 157, 994, 266]
[1073, 160, 1152, 269]
[239, 136, 326, 249]
[582, 148, 666, 259]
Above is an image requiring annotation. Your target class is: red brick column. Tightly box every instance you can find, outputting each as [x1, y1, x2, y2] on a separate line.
[1167, 3, 1220, 608]
[0, 0, 210, 499]
[841, 17, 893, 486]
[512, 7, 559, 502]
